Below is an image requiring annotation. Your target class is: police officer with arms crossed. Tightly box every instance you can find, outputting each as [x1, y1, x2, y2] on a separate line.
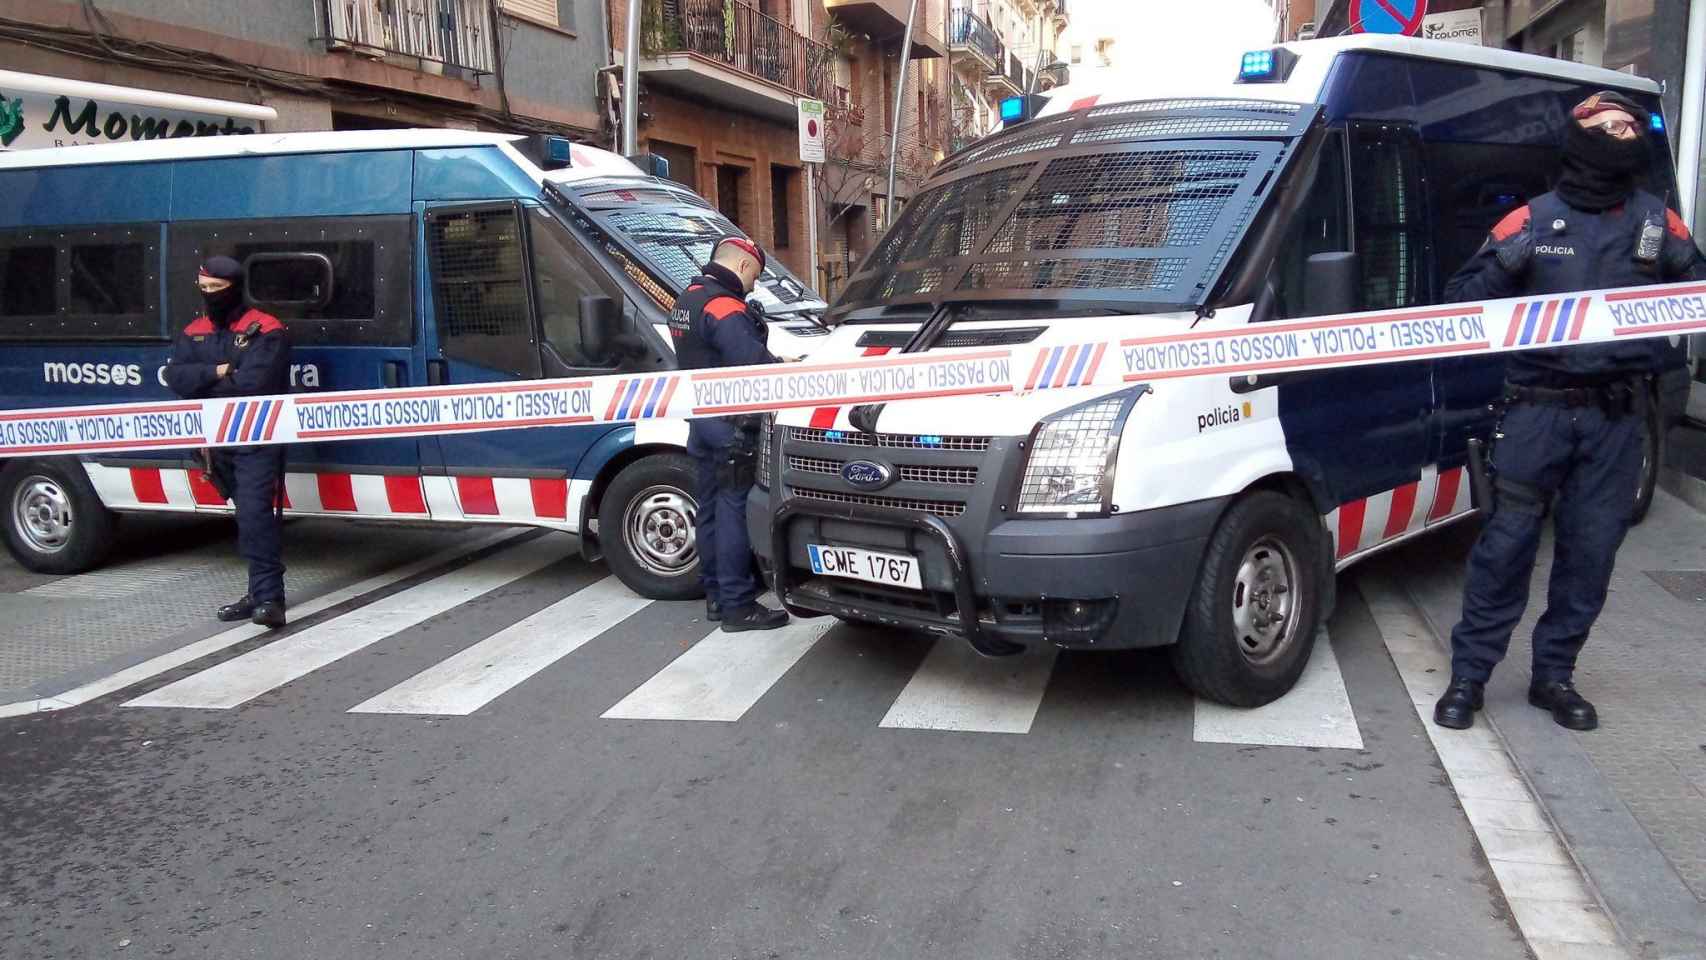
[163, 256, 293, 628]
[1435, 91, 1706, 731]
[670, 236, 792, 632]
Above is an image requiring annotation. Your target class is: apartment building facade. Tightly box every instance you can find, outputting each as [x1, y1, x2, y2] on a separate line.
[0, 0, 607, 139]
[946, 0, 1068, 151]
[613, 0, 954, 292]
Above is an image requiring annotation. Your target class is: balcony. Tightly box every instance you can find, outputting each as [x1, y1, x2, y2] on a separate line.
[321, 0, 494, 76]
[640, 0, 834, 122]
[824, 0, 946, 59]
[947, 8, 1001, 72]
[985, 49, 1031, 96]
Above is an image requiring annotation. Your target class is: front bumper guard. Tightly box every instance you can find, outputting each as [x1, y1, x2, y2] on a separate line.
[768, 498, 1025, 657]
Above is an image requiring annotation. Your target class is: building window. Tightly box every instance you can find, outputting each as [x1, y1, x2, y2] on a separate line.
[716, 165, 750, 232]
[1070, 43, 1082, 64]
[770, 165, 796, 249]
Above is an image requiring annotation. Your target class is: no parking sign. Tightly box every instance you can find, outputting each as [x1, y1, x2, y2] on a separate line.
[1350, 0, 1427, 36]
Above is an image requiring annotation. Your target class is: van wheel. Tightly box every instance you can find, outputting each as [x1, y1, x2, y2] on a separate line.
[1631, 402, 1661, 526]
[1172, 490, 1323, 707]
[598, 453, 704, 601]
[1, 459, 117, 575]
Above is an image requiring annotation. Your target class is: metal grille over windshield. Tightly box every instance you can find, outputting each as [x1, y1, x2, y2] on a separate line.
[831, 98, 1318, 320]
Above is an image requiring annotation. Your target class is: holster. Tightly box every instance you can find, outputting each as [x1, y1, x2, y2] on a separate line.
[200, 449, 233, 500]
[1466, 438, 1495, 516]
[716, 429, 758, 489]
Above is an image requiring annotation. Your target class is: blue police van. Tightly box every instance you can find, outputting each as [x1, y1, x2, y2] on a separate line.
[0, 130, 825, 599]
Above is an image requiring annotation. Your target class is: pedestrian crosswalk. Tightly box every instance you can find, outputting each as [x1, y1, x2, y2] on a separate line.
[116, 536, 1369, 746]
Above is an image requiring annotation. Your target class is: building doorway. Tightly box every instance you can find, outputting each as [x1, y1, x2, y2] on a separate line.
[649, 140, 698, 191]
[716, 164, 750, 232]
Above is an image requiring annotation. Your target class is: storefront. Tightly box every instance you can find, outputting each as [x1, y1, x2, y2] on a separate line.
[0, 69, 277, 151]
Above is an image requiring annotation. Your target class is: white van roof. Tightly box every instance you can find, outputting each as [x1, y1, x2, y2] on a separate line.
[1040, 34, 1662, 118]
[0, 128, 525, 171]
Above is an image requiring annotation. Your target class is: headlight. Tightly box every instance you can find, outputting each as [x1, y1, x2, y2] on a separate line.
[1015, 389, 1144, 514]
[755, 413, 776, 489]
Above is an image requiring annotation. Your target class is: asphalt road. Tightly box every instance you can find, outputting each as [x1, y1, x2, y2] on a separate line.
[0, 524, 1529, 960]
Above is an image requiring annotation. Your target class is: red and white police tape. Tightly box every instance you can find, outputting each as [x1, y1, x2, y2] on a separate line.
[3, 279, 1705, 460]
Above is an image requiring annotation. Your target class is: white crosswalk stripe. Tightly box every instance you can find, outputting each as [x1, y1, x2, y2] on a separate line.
[123, 537, 572, 711]
[348, 576, 652, 716]
[601, 608, 836, 722]
[96, 545, 1365, 742]
[879, 639, 1058, 734]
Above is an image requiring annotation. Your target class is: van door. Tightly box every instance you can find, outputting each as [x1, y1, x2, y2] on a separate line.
[167, 215, 430, 519]
[1271, 125, 1436, 562]
[417, 201, 626, 530]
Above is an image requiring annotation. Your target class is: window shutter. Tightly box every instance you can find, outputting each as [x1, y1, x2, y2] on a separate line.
[501, 0, 560, 28]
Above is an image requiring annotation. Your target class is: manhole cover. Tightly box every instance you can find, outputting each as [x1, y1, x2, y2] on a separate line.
[1644, 570, 1706, 602]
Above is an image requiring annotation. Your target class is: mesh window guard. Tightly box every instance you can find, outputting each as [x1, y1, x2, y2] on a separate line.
[428, 205, 540, 377]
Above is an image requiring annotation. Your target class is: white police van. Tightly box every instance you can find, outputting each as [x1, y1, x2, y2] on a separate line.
[749, 35, 1689, 705]
[0, 130, 824, 598]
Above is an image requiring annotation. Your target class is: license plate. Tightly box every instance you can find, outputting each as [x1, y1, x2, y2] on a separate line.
[807, 543, 922, 590]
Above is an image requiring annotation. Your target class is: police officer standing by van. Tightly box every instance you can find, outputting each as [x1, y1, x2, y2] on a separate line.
[670, 237, 791, 632]
[163, 256, 293, 628]
[1435, 91, 1706, 731]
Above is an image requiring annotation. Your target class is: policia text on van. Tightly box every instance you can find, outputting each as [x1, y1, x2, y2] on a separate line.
[0, 132, 823, 602]
[748, 35, 1697, 707]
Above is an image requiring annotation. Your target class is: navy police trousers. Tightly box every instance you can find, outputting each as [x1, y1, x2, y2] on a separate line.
[215, 447, 287, 604]
[694, 453, 760, 610]
[1449, 401, 1642, 684]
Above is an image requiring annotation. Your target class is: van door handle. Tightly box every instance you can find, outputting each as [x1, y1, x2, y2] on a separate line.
[383, 361, 408, 388]
[427, 360, 448, 386]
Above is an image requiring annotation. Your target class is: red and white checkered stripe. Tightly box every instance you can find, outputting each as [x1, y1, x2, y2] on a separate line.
[85, 465, 587, 530]
[1325, 464, 1474, 566]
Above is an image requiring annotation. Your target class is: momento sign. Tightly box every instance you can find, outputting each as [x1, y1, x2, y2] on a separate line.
[3, 280, 1706, 461]
[797, 98, 826, 163]
[1348, 0, 1428, 36]
[1421, 8, 1483, 45]
[0, 69, 275, 151]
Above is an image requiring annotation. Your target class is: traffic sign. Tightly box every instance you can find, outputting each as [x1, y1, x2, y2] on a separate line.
[1349, 0, 1427, 36]
[797, 98, 826, 163]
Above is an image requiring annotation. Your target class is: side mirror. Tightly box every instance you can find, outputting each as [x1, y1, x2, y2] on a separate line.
[578, 294, 622, 364]
[1304, 251, 1361, 317]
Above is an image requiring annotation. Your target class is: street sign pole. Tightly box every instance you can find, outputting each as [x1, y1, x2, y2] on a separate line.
[621, 0, 641, 156]
[805, 162, 820, 290]
[885, 0, 920, 228]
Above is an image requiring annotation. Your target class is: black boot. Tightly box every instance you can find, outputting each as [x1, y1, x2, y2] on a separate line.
[250, 600, 287, 629]
[706, 599, 722, 622]
[1433, 676, 1485, 730]
[217, 596, 255, 622]
[1528, 679, 1598, 731]
[721, 602, 788, 632]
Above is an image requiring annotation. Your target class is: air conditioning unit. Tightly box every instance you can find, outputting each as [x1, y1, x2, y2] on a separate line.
[1296, 22, 1318, 41]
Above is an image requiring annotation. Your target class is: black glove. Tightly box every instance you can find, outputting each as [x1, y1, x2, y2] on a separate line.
[1492, 224, 1533, 276]
[1660, 231, 1703, 279]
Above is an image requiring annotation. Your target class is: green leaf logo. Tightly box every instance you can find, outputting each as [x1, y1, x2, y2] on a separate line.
[0, 95, 24, 147]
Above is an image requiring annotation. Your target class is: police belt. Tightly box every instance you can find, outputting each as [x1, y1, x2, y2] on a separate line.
[1502, 380, 1638, 409]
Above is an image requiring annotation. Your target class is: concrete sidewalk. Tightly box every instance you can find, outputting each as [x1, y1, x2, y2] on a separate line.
[1379, 486, 1706, 960]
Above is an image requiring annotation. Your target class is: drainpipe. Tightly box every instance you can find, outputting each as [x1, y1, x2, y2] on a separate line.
[1677, 0, 1706, 231]
[622, 0, 642, 155]
[884, 0, 920, 227]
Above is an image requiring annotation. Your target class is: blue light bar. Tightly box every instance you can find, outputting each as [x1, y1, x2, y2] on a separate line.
[825, 429, 846, 441]
[544, 136, 573, 164]
[1000, 96, 1026, 123]
[1239, 50, 1276, 80]
[1651, 113, 1665, 133]
[918, 435, 944, 447]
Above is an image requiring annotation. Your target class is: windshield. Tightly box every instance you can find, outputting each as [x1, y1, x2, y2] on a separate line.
[831, 98, 1317, 323]
[545, 176, 825, 319]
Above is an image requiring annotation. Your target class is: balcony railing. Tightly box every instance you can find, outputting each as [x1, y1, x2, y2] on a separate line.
[1006, 51, 1033, 93]
[645, 0, 834, 100]
[948, 8, 1002, 68]
[322, 0, 494, 75]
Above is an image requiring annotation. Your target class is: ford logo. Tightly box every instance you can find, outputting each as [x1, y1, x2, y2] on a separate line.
[841, 459, 893, 490]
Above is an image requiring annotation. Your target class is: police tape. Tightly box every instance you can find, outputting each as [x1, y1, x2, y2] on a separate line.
[3, 279, 1705, 460]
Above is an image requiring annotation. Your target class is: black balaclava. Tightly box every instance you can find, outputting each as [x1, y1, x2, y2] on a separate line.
[199, 255, 245, 323]
[1555, 91, 1651, 212]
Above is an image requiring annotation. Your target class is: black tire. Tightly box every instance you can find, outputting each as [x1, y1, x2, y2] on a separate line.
[1171, 490, 1325, 708]
[597, 452, 704, 601]
[1631, 400, 1661, 526]
[0, 458, 118, 575]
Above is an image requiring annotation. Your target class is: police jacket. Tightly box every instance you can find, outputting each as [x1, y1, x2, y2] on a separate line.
[163, 306, 291, 401]
[1445, 189, 1706, 385]
[669, 263, 776, 453]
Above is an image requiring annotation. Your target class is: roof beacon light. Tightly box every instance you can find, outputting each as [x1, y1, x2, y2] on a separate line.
[1236, 47, 1297, 84]
[1000, 95, 1028, 124]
